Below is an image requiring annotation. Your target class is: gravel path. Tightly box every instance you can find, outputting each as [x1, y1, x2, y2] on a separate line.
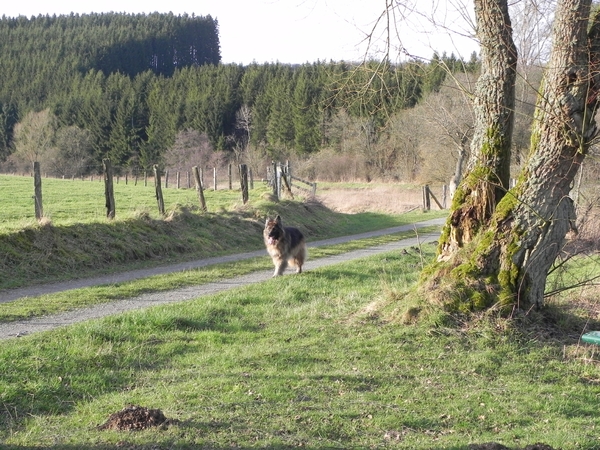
[0, 217, 445, 340]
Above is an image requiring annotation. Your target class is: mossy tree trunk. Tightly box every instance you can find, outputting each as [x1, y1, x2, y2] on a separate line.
[438, 0, 517, 260]
[426, 0, 600, 312]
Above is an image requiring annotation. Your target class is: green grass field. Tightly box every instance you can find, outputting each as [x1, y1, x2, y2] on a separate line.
[2, 174, 600, 449]
[2, 247, 600, 449]
[0, 173, 251, 228]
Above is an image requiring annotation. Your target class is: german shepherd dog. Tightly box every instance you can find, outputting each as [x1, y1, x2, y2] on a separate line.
[264, 215, 307, 276]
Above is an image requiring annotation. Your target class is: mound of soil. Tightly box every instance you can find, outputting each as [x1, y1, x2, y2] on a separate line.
[97, 405, 169, 431]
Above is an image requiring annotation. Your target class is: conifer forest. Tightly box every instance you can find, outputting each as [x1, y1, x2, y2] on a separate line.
[0, 12, 479, 179]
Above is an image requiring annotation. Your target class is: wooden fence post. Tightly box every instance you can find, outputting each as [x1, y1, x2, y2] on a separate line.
[249, 168, 254, 190]
[192, 166, 207, 212]
[213, 167, 217, 191]
[228, 164, 232, 190]
[154, 165, 165, 215]
[33, 161, 43, 220]
[271, 161, 278, 198]
[426, 185, 443, 210]
[165, 170, 169, 189]
[103, 158, 115, 219]
[281, 166, 294, 199]
[176, 171, 181, 189]
[239, 164, 249, 204]
[286, 160, 291, 188]
[442, 185, 448, 209]
[422, 185, 431, 211]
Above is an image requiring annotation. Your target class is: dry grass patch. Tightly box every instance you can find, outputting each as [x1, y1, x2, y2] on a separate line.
[315, 183, 442, 214]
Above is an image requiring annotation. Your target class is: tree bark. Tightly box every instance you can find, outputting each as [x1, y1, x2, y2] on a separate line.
[491, 0, 597, 309]
[438, 0, 517, 260]
[425, 0, 598, 313]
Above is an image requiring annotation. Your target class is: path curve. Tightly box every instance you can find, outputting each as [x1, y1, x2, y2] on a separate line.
[0, 217, 445, 340]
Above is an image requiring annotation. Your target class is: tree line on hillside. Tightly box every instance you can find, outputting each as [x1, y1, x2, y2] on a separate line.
[0, 12, 480, 179]
[0, 13, 220, 80]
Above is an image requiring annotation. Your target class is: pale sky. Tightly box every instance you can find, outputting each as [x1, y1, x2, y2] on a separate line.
[1, 0, 479, 65]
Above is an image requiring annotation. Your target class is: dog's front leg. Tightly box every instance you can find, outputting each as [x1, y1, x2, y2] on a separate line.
[274, 260, 288, 276]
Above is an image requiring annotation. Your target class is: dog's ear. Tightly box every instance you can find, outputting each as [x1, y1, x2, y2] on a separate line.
[275, 215, 282, 225]
[265, 217, 271, 226]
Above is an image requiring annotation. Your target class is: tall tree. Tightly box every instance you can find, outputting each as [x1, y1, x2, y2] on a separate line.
[424, 0, 600, 312]
[45, 125, 93, 177]
[293, 66, 322, 154]
[267, 76, 295, 153]
[438, 0, 517, 260]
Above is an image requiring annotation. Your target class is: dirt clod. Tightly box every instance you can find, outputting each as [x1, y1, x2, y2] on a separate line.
[97, 405, 169, 431]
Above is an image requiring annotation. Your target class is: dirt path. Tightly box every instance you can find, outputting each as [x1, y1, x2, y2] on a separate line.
[0, 217, 444, 340]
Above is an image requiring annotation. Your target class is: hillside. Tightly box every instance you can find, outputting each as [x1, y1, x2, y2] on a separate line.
[0, 12, 479, 176]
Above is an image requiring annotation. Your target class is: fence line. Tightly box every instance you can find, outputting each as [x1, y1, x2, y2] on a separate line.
[18, 161, 257, 222]
[290, 175, 317, 197]
[267, 161, 317, 200]
[4, 164, 254, 191]
[11, 165, 261, 190]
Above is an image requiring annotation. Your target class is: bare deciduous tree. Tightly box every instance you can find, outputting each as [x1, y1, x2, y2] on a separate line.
[12, 109, 56, 166]
[419, 73, 477, 191]
[510, 0, 555, 68]
[45, 126, 94, 178]
[381, 115, 422, 181]
[235, 104, 252, 151]
[164, 129, 218, 173]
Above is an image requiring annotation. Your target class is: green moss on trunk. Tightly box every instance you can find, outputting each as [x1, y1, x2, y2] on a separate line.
[427, 193, 525, 315]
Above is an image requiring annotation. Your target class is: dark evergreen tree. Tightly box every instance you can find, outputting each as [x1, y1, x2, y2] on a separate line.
[0, 102, 18, 162]
[293, 65, 322, 153]
[423, 53, 447, 94]
[266, 73, 295, 153]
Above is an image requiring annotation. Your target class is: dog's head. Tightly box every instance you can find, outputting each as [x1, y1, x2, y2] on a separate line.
[264, 215, 283, 245]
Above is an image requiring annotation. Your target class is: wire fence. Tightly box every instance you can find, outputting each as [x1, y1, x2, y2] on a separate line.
[3, 165, 252, 191]
[3, 160, 323, 224]
[5, 161, 259, 223]
[7, 160, 322, 197]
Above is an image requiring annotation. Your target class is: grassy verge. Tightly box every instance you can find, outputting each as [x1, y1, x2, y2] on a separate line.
[0, 227, 441, 323]
[1, 247, 600, 449]
[0, 176, 446, 290]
